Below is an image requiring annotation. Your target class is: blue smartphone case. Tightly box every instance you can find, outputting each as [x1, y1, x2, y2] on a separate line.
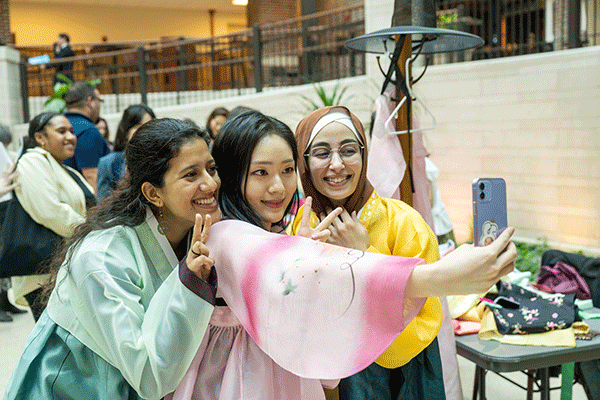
[472, 178, 507, 247]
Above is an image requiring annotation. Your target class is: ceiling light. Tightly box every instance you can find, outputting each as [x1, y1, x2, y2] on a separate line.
[232, 0, 248, 5]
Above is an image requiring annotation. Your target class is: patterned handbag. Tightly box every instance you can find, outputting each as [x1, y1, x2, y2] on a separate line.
[491, 281, 577, 335]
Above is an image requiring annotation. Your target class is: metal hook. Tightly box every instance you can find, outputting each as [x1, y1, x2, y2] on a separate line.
[385, 55, 437, 135]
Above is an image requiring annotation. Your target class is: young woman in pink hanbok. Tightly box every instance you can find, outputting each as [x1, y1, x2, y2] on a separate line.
[167, 109, 517, 400]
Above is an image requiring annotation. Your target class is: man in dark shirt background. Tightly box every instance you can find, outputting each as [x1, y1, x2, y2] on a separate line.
[63, 82, 110, 194]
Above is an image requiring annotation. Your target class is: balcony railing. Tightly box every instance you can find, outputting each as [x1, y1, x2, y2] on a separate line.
[434, 0, 599, 64]
[15, 5, 365, 119]
[13, 1, 598, 121]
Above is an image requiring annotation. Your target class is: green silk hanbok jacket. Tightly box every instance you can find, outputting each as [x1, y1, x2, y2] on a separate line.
[4, 210, 216, 400]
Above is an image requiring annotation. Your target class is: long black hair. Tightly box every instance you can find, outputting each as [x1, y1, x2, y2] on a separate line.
[211, 109, 299, 229]
[43, 118, 211, 301]
[113, 104, 156, 152]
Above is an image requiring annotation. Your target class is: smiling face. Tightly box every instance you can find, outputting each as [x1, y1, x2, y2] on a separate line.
[307, 122, 362, 207]
[35, 115, 77, 163]
[153, 138, 221, 242]
[244, 134, 297, 231]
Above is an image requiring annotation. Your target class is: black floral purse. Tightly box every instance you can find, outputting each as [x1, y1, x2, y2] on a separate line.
[490, 281, 578, 335]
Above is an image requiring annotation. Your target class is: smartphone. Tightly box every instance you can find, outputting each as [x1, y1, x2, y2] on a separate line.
[472, 178, 507, 247]
[494, 296, 520, 309]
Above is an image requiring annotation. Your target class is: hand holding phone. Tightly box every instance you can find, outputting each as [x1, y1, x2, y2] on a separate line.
[472, 178, 507, 247]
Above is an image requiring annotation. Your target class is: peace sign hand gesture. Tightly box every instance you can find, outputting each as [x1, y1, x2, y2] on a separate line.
[186, 213, 215, 282]
[296, 196, 342, 242]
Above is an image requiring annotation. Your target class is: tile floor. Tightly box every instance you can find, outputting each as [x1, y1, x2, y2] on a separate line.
[0, 308, 589, 399]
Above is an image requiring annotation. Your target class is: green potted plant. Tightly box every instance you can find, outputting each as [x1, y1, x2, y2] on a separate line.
[298, 80, 353, 111]
[43, 75, 101, 113]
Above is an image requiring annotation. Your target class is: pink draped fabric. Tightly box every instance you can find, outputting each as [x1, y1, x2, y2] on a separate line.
[367, 88, 435, 230]
[205, 220, 427, 379]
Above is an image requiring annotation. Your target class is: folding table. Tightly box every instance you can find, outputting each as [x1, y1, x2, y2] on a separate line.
[455, 318, 600, 400]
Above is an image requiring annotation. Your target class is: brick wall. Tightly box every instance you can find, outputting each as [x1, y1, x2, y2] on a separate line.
[318, 0, 362, 12]
[247, 0, 363, 26]
[361, 1, 600, 253]
[0, 0, 11, 45]
[247, 0, 297, 26]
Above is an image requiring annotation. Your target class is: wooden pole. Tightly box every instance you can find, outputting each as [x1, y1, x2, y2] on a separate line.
[395, 34, 413, 206]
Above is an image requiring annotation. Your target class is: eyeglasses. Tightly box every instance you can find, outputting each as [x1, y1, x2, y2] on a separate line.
[304, 142, 364, 165]
[92, 96, 104, 103]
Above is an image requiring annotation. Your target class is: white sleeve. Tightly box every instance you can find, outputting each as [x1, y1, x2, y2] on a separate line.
[16, 153, 84, 237]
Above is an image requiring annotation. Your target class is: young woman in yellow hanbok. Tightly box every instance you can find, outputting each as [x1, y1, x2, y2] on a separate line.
[291, 106, 444, 400]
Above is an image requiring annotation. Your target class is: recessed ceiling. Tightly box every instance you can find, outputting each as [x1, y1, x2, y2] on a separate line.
[10, 0, 245, 13]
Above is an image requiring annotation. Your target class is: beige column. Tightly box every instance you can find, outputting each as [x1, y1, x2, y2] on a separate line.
[0, 46, 24, 126]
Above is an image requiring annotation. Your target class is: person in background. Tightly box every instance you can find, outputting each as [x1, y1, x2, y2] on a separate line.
[52, 41, 60, 58]
[52, 33, 75, 84]
[205, 107, 228, 140]
[97, 104, 155, 200]
[63, 82, 110, 193]
[4, 118, 219, 399]
[12, 112, 95, 322]
[96, 117, 112, 149]
[182, 118, 201, 129]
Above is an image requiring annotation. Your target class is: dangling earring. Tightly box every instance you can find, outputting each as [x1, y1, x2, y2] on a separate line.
[157, 208, 170, 235]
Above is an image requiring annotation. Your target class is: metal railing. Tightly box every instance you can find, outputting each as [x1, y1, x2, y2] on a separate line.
[16, 5, 365, 119]
[13, 1, 598, 120]
[434, 0, 599, 64]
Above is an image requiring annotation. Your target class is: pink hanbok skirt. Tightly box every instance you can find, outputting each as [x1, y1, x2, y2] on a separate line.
[166, 306, 333, 400]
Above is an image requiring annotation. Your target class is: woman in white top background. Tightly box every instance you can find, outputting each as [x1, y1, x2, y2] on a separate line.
[13, 112, 95, 321]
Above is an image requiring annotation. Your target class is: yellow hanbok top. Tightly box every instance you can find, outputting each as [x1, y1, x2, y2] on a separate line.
[290, 191, 443, 368]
